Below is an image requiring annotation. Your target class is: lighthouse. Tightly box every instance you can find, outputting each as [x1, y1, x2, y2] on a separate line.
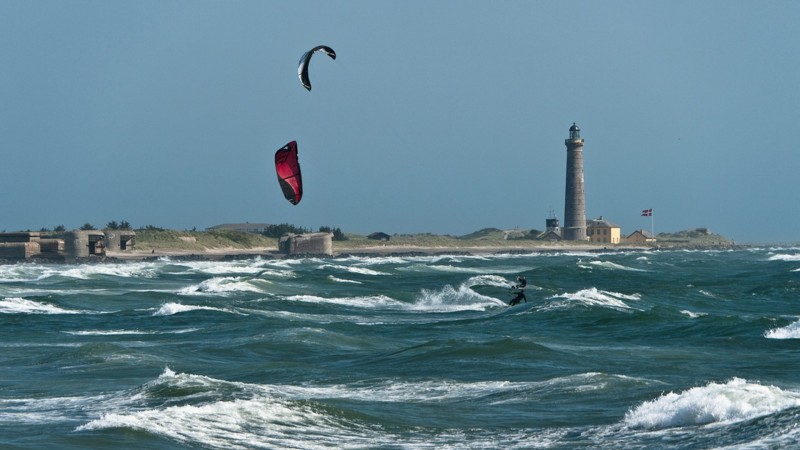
[563, 122, 587, 241]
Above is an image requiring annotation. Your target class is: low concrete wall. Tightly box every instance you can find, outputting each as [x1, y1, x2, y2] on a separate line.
[39, 239, 64, 253]
[278, 232, 333, 255]
[0, 232, 41, 243]
[0, 242, 40, 259]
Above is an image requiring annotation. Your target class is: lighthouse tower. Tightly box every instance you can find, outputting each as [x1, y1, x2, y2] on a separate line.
[563, 122, 587, 241]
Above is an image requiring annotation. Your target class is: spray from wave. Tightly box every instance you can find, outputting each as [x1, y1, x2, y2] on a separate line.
[623, 378, 800, 429]
[547, 288, 641, 311]
[765, 319, 800, 339]
[178, 277, 268, 296]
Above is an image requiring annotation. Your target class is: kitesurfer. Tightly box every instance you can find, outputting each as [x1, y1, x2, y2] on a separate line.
[509, 275, 527, 306]
[509, 289, 527, 306]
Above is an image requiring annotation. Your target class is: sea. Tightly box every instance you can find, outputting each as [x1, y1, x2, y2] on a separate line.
[2, 247, 800, 449]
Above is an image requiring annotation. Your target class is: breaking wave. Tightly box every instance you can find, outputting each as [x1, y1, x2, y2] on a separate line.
[319, 264, 390, 276]
[152, 303, 241, 316]
[765, 318, 800, 339]
[178, 277, 269, 296]
[547, 288, 641, 311]
[767, 253, 800, 262]
[74, 369, 654, 449]
[623, 378, 800, 429]
[0, 297, 85, 315]
[582, 260, 647, 272]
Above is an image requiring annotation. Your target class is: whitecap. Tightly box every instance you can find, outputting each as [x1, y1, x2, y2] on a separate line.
[256, 268, 296, 278]
[425, 265, 500, 274]
[59, 262, 158, 279]
[284, 283, 505, 312]
[72, 368, 658, 449]
[180, 261, 266, 275]
[415, 283, 507, 312]
[66, 369, 600, 449]
[328, 275, 362, 284]
[699, 290, 718, 298]
[278, 372, 657, 405]
[765, 319, 800, 339]
[64, 328, 201, 336]
[0, 394, 120, 424]
[464, 274, 516, 289]
[0, 297, 83, 315]
[319, 264, 390, 276]
[767, 253, 800, 262]
[285, 294, 405, 309]
[547, 288, 641, 311]
[152, 302, 240, 316]
[64, 329, 157, 336]
[178, 277, 268, 296]
[623, 378, 800, 429]
[585, 260, 647, 272]
[0, 264, 56, 282]
[680, 310, 707, 319]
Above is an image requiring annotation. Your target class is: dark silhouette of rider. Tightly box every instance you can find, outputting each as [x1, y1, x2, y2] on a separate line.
[509, 289, 527, 306]
[509, 275, 527, 306]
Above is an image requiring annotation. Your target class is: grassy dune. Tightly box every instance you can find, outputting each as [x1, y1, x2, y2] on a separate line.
[130, 227, 733, 254]
[132, 229, 277, 252]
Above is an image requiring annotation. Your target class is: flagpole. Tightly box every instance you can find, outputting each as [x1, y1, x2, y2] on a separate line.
[651, 210, 654, 237]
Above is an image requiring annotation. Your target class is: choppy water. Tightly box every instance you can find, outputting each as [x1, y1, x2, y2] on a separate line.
[2, 248, 800, 449]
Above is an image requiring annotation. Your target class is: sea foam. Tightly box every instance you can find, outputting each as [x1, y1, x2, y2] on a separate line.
[765, 318, 800, 339]
[152, 302, 240, 316]
[767, 253, 800, 262]
[623, 378, 800, 429]
[285, 294, 405, 310]
[547, 288, 641, 311]
[0, 297, 83, 315]
[584, 260, 647, 272]
[178, 277, 268, 296]
[319, 264, 390, 276]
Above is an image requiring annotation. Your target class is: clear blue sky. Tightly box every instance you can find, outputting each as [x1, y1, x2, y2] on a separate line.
[1, 1, 798, 244]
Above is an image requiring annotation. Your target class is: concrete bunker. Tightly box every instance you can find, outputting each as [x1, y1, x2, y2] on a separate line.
[64, 230, 107, 259]
[0, 229, 136, 261]
[0, 232, 42, 260]
[104, 230, 136, 251]
[278, 232, 333, 256]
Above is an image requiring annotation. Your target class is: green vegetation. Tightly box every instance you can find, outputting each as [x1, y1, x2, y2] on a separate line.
[261, 223, 312, 238]
[102, 223, 738, 253]
[457, 228, 502, 240]
[258, 223, 347, 240]
[319, 226, 348, 241]
[140, 225, 166, 231]
[457, 228, 542, 241]
[657, 229, 733, 246]
[333, 231, 554, 249]
[106, 220, 132, 230]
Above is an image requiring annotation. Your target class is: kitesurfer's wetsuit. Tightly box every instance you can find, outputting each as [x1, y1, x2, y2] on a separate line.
[509, 290, 527, 306]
